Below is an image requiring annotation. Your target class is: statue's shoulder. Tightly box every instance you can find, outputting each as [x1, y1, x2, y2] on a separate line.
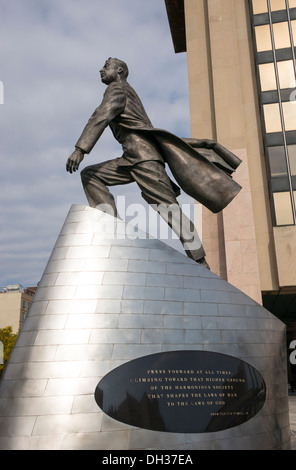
[104, 81, 127, 97]
[107, 81, 126, 91]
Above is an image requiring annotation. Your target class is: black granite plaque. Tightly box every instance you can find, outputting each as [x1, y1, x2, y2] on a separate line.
[94, 350, 266, 433]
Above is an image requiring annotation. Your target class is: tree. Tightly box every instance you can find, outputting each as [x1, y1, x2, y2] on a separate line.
[0, 326, 18, 378]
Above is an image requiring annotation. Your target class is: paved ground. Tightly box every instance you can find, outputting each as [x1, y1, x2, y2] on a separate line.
[289, 392, 296, 450]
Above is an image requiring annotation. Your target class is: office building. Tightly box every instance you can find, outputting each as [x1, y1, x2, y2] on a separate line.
[165, 0, 296, 338]
[0, 284, 36, 332]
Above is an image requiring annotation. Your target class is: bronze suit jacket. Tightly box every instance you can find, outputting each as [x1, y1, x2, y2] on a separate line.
[76, 80, 242, 213]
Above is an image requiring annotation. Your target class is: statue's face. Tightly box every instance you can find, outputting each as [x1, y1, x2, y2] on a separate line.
[100, 60, 119, 84]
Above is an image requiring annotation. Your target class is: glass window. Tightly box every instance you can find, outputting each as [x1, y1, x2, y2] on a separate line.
[250, 1, 296, 227]
[273, 22, 291, 49]
[255, 25, 272, 52]
[263, 103, 282, 132]
[277, 60, 295, 89]
[268, 146, 288, 176]
[259, 63, 277, 91]
[270, 0, 287, 10]
[273, 191, 294, 224]
[282, 101, 296, 130]
[252, 0, 268, 14]
[288, 145, 296, 175]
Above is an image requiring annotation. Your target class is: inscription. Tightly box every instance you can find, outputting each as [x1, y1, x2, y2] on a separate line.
[129, 368, 246, 414]
[95, 350, 266, 433]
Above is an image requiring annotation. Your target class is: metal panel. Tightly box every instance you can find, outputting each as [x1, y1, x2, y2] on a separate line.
[0, 205, 290, 450]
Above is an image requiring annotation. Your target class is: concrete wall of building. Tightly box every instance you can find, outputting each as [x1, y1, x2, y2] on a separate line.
[184, 0, 282, 302]
[0, 290, 34, 333]
[0, 293, 22, 333]
[273, 226, 296, 288]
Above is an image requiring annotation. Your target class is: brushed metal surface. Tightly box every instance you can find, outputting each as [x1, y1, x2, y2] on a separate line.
[0, 204, 291, 450]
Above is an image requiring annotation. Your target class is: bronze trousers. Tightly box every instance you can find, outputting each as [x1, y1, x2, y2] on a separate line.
[80, 158, 205, 262]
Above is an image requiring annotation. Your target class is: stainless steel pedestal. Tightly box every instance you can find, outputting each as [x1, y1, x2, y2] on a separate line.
[0, 205, 291, 449]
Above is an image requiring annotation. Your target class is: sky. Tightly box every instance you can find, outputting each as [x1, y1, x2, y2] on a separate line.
[0, 0, 193, 288]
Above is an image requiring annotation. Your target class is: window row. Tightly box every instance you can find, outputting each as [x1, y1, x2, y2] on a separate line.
[21, 300, 31, 311]
[259, 60, 295, 90]
[268, 144, 296, 176]
[273, 190, 296, 224]
[251, 1, 296, 225]
[255, 21, 296, 51]
[253, 0, 296, 15]
[263, 101, 296, 132]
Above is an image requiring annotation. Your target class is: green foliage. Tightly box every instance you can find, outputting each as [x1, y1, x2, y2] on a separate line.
[0, 326, 18, 377]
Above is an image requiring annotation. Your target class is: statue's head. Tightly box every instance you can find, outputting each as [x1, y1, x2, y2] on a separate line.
[100, 58, 129, 84]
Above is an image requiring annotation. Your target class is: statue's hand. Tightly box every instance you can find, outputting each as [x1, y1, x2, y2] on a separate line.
[66, 148, 85, 173]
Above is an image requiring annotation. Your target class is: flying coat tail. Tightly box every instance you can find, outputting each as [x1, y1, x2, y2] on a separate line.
[150, 130, 242, 214]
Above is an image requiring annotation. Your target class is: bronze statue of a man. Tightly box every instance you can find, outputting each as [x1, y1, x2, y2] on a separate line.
[66, 57, 242, 269]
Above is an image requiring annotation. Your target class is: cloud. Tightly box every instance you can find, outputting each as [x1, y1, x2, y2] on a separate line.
[0, 0, 192, 287]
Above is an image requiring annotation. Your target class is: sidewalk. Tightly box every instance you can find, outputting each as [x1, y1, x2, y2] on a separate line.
[289, 392, 296, 450]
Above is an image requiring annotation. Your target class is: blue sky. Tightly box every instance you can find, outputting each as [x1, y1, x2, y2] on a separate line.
[0, 0, 192, 287]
